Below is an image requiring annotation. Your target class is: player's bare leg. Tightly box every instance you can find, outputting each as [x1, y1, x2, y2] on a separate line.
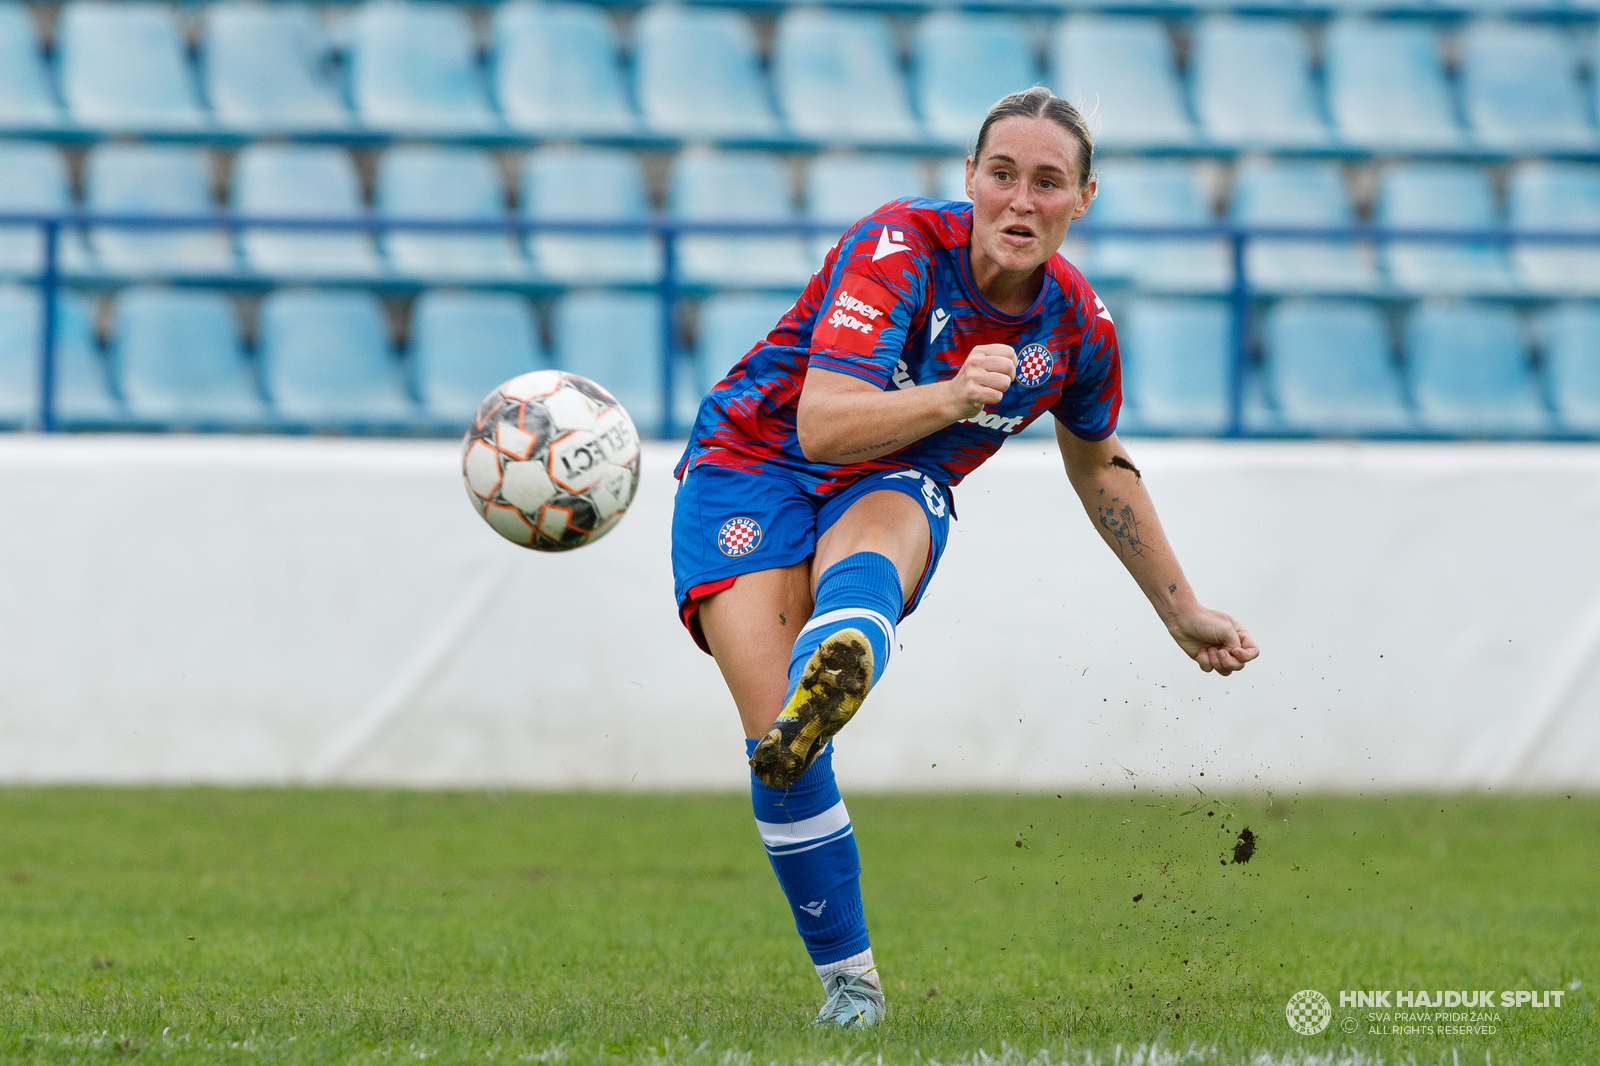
[698, 561, 815, 739]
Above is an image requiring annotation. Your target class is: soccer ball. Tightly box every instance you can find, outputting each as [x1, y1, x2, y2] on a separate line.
[462, 370, 641, 551]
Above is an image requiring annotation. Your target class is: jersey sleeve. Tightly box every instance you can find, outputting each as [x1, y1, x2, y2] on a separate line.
[1051, 284, 1123, 440]
[806, 202, 932, 389]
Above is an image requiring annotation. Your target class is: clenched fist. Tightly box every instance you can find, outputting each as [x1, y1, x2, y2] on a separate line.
[947, 343, 1018, 421]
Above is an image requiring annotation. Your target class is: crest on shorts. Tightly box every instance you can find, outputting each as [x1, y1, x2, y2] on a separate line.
[717, 517, 763, 557]
[1016, 343, 1054, 388]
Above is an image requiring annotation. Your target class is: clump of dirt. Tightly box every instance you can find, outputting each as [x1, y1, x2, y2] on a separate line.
[1231, 827, 1257, 864]
[1132, 893, 1144, 902]
[923, 987, 942, 1001]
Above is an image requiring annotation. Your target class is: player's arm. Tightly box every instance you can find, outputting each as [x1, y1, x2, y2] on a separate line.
[1056, 426, 1259, 676]
[797, 344, 1018, 465]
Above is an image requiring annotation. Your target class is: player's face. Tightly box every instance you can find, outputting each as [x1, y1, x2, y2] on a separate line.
[965, 117, 1096, 280]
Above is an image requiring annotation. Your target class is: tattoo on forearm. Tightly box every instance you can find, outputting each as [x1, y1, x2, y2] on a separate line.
[841, 438, 900, 458]
[1109, 455, 1142, 480]
[1096, 495, 1148, 558]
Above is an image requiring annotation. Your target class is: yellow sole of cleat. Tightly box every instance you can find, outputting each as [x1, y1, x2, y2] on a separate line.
[750, 629, 874, 789]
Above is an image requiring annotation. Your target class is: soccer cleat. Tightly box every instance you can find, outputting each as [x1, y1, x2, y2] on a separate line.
[750, 629, 873, 789]
[812, 971, 886, 1029]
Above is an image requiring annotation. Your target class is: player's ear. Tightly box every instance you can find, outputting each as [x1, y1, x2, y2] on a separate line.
[1070, 175, 1097, 222]
[964, 156, 976, 201]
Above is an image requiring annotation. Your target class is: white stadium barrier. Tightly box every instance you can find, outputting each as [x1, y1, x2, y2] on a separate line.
[1, 435, 1596, 791]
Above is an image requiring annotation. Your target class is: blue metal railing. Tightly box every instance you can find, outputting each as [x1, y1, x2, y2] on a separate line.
[4, 209, 1600, 438]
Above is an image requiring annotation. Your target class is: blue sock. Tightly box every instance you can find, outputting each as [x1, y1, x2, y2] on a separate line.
[746, 737, 870, 965]
[785, 552, 902, 704]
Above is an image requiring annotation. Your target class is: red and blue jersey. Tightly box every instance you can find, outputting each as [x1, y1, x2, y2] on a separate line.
[674, 198, 1122, 495]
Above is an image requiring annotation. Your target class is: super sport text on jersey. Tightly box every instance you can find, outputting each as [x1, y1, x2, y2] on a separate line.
[676, 198, 1122, 496]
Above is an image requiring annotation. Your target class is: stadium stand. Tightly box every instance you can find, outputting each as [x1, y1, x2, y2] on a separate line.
[412, 290, 545, 425]
[1191, 18, 1330, 148]
[522, 146, 660, 285]
[1460, 21, 1595, 152]
[912, 13, 1038, 148]
[1539, 303, 1600, 434]
[554, 291, 666, 427]
[113, 287, 268, 426]
[0, 1, 61, 129]
[493, 1, 636, 136]
[203, 1, 352, 133]
[59, 1, 208, 132]
[1263, 300, 1413, 435]
[696, 292, 797, 387]
[669, 150, 813, 289]
[1407, 302, 1550, 436]
[0, 286, 120, 425]
[1116, 298, 1232, 436]
[1230, 160, 1379, 294]
[935, 159, 970, 202]
[376, 146, 525, 281]
[774, 9, 920, 144]
[1049, 17, 1195, 149]
[350, 0, 498, 134]
[1086, 159, 1229, 294]
[259, 289, 417, 426]
[1509, 162, 1600, 296]
[232, 144, 384, 279]
[1324, 19, 1464, 150]
[85, 144, 237, 279]
[1377, 163, 1518, 296]
[634, 6, 778, 139]
[0, 141, 92, 278]
[806, 153, 927, 265]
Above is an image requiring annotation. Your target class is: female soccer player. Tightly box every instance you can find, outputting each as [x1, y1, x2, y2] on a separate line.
[669, 88, 1259, 1029]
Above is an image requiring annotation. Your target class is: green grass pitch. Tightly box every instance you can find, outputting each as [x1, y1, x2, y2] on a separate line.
[0, 788, 1594, 1064]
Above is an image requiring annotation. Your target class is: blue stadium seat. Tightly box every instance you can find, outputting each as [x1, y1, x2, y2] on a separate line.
[233, 145, 383, 279]
[350, 0, 498, 133]
[0, 286, 120, 425]
[1117, 298, 1232, 435]
[58, 1, 207, 131]
[696, 292, 798, 391]
[669, 150, 813, 288]
[1509, 162, 1600, 297]
[522, 147, 659, 285]
[1539, 303, 1600, 434]
[85, 144, 236, 278]
[203, 1, 351, 132]
[259, 290, 417, 426]
[554, 291, 665, 432]
[412, 290, 544, 425]
[0, 141, 92, 278]
[113, 287, 267, 425]
[376, 146, 525, 281]
[1192, 18, 1329, 147]
[1461, 22, 1594, 151]
[1087, 159, 1230, 294]
[634, 7, 779, 139]
[935, 158, 969, 202]
[1230, 160, 1379, 294]
[1406, 302, 1549, 435]
[807, 153, 926, 265]
[493, 1, 635, 136]
[1377, 163, 1516, 296]
[0, 2, 63, 128]
[1264, 300, 1412, 435]
[774, 9, 919, 144]
[1324, 19, 1463, 150]
[912, 14, 1037, 148]
[1050, 17, 1194, 149]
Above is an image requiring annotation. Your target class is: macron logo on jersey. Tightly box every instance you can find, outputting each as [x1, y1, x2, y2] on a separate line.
[928, 307, 950, 344]
[873, 228, 911, 262]
[1094, 295, 1113, 323]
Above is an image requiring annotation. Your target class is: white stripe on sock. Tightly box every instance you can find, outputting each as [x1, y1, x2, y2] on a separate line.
[755, 798, 851, 849]
[798, 607, 895, 650]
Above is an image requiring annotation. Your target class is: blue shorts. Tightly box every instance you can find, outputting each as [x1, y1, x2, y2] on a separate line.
[671, 462, 954, 654]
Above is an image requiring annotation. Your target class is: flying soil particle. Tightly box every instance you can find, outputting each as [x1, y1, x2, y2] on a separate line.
[1109, 455, 1142, 479]
[1231, 827, 1257, 864]
[1133, 893, 1143, 902]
